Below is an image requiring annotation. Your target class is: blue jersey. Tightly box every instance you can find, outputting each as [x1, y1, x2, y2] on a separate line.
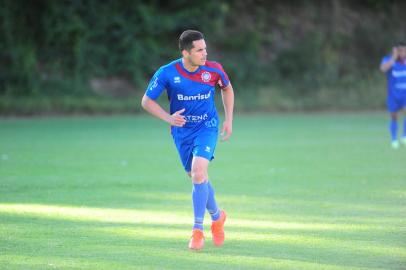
[381, 56, 406, 98]
[145, 58, 230, 137]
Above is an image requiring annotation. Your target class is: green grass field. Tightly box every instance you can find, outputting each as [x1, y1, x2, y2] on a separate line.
[0, 113, 405, 270]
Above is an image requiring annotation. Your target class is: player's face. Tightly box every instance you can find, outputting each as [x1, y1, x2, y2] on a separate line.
[398, 46, 406, 60]
[185, 39, 207, 66]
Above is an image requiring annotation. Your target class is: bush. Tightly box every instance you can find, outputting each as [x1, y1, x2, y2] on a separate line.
[0, 0, 404, 114]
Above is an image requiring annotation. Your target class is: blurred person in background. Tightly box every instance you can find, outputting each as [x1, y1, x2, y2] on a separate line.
[380, 42, 406, 149]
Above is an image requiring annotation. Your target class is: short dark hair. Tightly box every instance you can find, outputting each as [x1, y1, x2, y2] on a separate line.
[395, 41, 406, 47]
[179, 30, 204, 52]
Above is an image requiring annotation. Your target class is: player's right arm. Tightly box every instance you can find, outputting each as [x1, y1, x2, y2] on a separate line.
[380, 47, 398, 73]
[141, 68, 186, 127]
[141, 95, 186, 127]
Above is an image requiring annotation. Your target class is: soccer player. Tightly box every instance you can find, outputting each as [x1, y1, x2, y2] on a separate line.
[380, 42, 406, 149]
[141, 30, 234, 250]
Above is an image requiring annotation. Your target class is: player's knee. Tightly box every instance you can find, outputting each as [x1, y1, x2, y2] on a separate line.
[191, 168, 206, 184]
[391, 113, 398, 121]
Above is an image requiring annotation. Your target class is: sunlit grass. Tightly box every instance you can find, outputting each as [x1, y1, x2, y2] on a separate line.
[0, 202, 396, 232]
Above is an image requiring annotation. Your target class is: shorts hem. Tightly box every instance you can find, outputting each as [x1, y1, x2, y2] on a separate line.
[193, 153, 214, 162]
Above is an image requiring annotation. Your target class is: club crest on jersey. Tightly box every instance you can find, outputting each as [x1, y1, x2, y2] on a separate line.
[201, 71, 211, 82]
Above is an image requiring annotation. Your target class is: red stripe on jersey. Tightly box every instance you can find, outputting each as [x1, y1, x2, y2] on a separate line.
[205, 61, 230, 88]
[175, 61, 229, 87]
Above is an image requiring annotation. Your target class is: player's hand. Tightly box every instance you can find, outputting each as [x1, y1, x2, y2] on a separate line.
[392, 47, 399, 61]
[221, 120, 232, 141]
[168, 108, 186, 127]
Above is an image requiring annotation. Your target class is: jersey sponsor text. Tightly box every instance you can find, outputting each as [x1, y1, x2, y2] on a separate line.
[177, 92, 211, 101]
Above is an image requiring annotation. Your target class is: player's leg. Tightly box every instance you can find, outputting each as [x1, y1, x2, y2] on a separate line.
[388, 95, 400, 148]
[174, 143, 209, 233]
[191, 156, 209, 230]
[190, 160, 220, 222]
[189, 164, 220, 222]
[208, 180, 227, 247]
[192, 131, 226, 247]
[206, 181, 220, 221]
[171, 136, 207, 250]
[402, 99, 406, 146]
[188, 156, 209, 250]
[190, 156, 220, 226]
[390, 112, 400, 148]
[192, 131, 219, 222]
[191, 156, 209, 184]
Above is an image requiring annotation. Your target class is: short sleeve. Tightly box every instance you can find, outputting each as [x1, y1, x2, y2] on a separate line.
[145, 68, 167, 100]
[381, 55, 392, 66]
[213, 62, 230, 89]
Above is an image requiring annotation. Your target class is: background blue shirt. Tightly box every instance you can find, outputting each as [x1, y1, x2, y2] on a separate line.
[381, 56, 406, 98]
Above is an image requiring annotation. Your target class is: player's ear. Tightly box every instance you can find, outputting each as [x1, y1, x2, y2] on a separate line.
[181, 49, 189, 58]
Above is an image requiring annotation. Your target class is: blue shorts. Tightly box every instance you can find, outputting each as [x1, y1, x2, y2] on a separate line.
[172, 129, 218, 172]
[387, 94, 406, 112]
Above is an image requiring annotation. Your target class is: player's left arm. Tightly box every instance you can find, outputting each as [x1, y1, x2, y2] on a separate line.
[380, 47, 398, 73]
[220, 84, 234, 141]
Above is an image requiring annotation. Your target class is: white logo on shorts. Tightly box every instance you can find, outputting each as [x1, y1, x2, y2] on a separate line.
[205, 146, 211, 153]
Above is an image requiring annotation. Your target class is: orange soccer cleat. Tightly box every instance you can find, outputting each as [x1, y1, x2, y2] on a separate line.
[188, 229, 205, 250]
[211, 210, 227, 247]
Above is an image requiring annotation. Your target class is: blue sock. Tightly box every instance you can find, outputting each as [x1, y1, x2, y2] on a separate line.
[390, 119, 398, 141]
[207, 181, 220, 221]
[192, 182, 208, 230]
[403, 117, 406, 138]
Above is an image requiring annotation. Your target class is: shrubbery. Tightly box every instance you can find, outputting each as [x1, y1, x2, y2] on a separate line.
[1, 0, 405, 114]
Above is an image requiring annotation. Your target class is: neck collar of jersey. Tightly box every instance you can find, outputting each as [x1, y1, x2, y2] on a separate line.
[180, 58, 201, 74]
